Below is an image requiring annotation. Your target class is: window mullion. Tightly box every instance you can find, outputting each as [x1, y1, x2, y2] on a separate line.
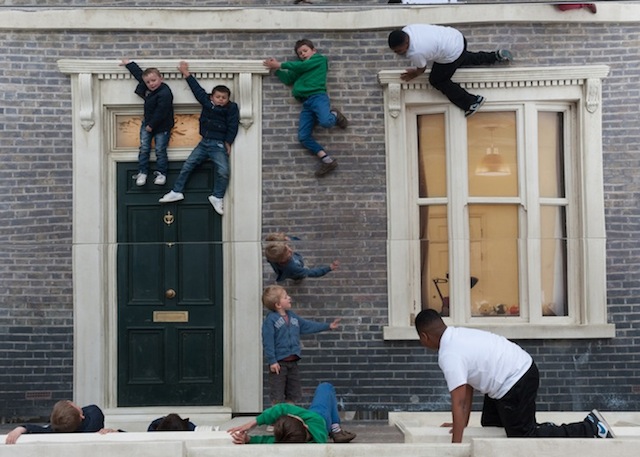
[447, 108, 471, 323]
[524, 104, 542, 325]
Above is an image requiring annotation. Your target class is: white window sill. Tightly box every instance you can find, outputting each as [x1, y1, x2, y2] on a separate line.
[384, 323, 616, 340]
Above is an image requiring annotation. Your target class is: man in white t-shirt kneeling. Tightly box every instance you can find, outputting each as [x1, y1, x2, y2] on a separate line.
[414, 309, 614, 442]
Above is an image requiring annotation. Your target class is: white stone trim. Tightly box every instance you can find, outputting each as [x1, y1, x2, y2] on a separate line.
[1, 3, 637, 31]
[59, 59, 267, 417]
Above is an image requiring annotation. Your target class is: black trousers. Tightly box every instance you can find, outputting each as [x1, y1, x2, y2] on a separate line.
[429, 38, 497, 111]
[481, 361, 596, 437]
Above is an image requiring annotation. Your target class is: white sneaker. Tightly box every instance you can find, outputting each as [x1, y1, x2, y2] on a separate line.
[153, 172, 166, 186]
[134, 173, 147, 186]
[208, 195, 224, 215]
[159, 190, 184, 203]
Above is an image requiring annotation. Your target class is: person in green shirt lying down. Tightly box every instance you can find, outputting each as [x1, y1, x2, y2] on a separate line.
[228, 382, 356, 444]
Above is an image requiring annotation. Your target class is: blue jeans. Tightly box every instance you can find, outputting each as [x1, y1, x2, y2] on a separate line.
[298, 93, 337, 154]
[309, 382, 340, 432]
[172, 138, 229, 198]
[139, 123, 170, 175]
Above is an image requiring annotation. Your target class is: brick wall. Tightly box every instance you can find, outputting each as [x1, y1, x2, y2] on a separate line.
[1, 16, 639, 420]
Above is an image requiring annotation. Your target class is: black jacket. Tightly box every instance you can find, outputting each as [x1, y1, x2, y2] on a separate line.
[185, 75, 239, 144]
[23, 404, 104, 434]
[125, 62, 175, 133]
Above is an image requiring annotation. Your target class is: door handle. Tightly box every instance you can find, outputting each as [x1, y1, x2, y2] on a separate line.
[165, 289, 176, 299]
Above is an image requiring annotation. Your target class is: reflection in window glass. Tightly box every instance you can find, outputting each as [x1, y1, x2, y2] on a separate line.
[538, 112, 565, 198]
[467, 112, 518, 197]
[469, 204, 520, 317]
[418, 114, 447, 198]
[420, 205, 449, 315]
[540, 206, 568, 317]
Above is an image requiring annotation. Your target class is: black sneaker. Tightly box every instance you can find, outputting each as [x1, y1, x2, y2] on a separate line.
[496, 49, 513, 62]
[586, 409, 615, 438]
[330, 429, 356, 443]
[332, 109, 349, 129]
[314, 160, 338, 177]
[464, 95, 485, 118]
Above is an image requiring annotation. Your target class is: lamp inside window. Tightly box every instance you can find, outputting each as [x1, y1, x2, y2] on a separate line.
[475, 126, 511, 176]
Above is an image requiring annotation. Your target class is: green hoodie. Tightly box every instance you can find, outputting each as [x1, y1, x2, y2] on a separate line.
[249, 403, 328, 444]
[275, 53, 328, 101]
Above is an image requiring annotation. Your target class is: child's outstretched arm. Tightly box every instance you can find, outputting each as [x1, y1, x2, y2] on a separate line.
[4, 426, 27, 445]
[177, 60, 191, 78]
[263, 57, 281, 71]
[227, 419, 257, 444]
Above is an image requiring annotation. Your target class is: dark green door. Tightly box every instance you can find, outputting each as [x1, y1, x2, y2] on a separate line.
[117, 162, 223, 406]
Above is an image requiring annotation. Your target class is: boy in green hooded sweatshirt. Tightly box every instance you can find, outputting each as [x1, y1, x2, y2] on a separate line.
[263, 39, 348, 177]
[227, 382, 356, 444]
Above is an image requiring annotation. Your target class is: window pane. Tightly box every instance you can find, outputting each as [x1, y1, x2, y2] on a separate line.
[467, 112, 518, 197]
[538, 112, 565, 198]
[540, 206, 568, 316]
[419, 205, 449, 315]
[418, 114, 447, 198]
[469, 204, 520, 317]
[116, 113, 201, 148]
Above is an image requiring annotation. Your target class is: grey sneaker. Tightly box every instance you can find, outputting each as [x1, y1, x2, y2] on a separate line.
[153, 171, 166, 186]
[465, 95, 485, 118]
[331, 109, 348, 129]
[314, 159, 338, 177]
[159, 190, 184, 203]
[134, 173, 147, 186]
[208, 195, 224, 215]
[496, 49, 513, 62]
[586, 409, 615, 438]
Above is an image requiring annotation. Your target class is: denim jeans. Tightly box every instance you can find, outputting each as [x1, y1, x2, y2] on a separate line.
[172, 138, 229, 198]
[309, 382, 340, 432]
[297, 93, 337, 154]
[139, 123, 170, 175]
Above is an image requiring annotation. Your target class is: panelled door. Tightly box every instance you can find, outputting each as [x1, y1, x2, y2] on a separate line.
[117, 161, 223, 406]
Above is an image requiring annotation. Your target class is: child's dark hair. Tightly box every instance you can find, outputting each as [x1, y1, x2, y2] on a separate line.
[273, 415, 310, 443]
[50, 400, 83, 433]
[414, 308, 442, 334]
[155, 413, 191, 431]
[388, 30, 408, 49]
[294, 39, 315, 53]
[211, 85, 231, 97]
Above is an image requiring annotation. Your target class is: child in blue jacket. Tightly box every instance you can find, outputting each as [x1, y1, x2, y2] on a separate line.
[261, 285, 340, 405]
[159, 61, 239, 216]
[5, 401, 104, 444]
[264, 232, 339, 282]
[120, 59, 175, 187]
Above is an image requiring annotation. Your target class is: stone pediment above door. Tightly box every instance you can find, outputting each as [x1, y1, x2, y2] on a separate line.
[58, 59, 270, 131]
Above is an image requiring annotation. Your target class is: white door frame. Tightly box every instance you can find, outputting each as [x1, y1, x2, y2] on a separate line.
[58, 59, 267, 422]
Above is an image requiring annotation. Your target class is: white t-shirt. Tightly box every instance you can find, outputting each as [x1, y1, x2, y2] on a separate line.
[403, 24, 464, 68]
[438, 326, 533, 399]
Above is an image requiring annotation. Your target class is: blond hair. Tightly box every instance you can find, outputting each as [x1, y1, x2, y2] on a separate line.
[264, 232, 292, 264]
[262, 285, 286, 311]
[50, 400, 83, 432]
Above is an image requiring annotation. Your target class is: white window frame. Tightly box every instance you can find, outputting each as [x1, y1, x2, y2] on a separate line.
[378, 65, 614, 340]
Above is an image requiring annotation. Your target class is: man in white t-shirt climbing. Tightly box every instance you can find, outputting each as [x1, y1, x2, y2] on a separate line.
[388, 24, 512, 117]
[414, 309, 614, 443]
